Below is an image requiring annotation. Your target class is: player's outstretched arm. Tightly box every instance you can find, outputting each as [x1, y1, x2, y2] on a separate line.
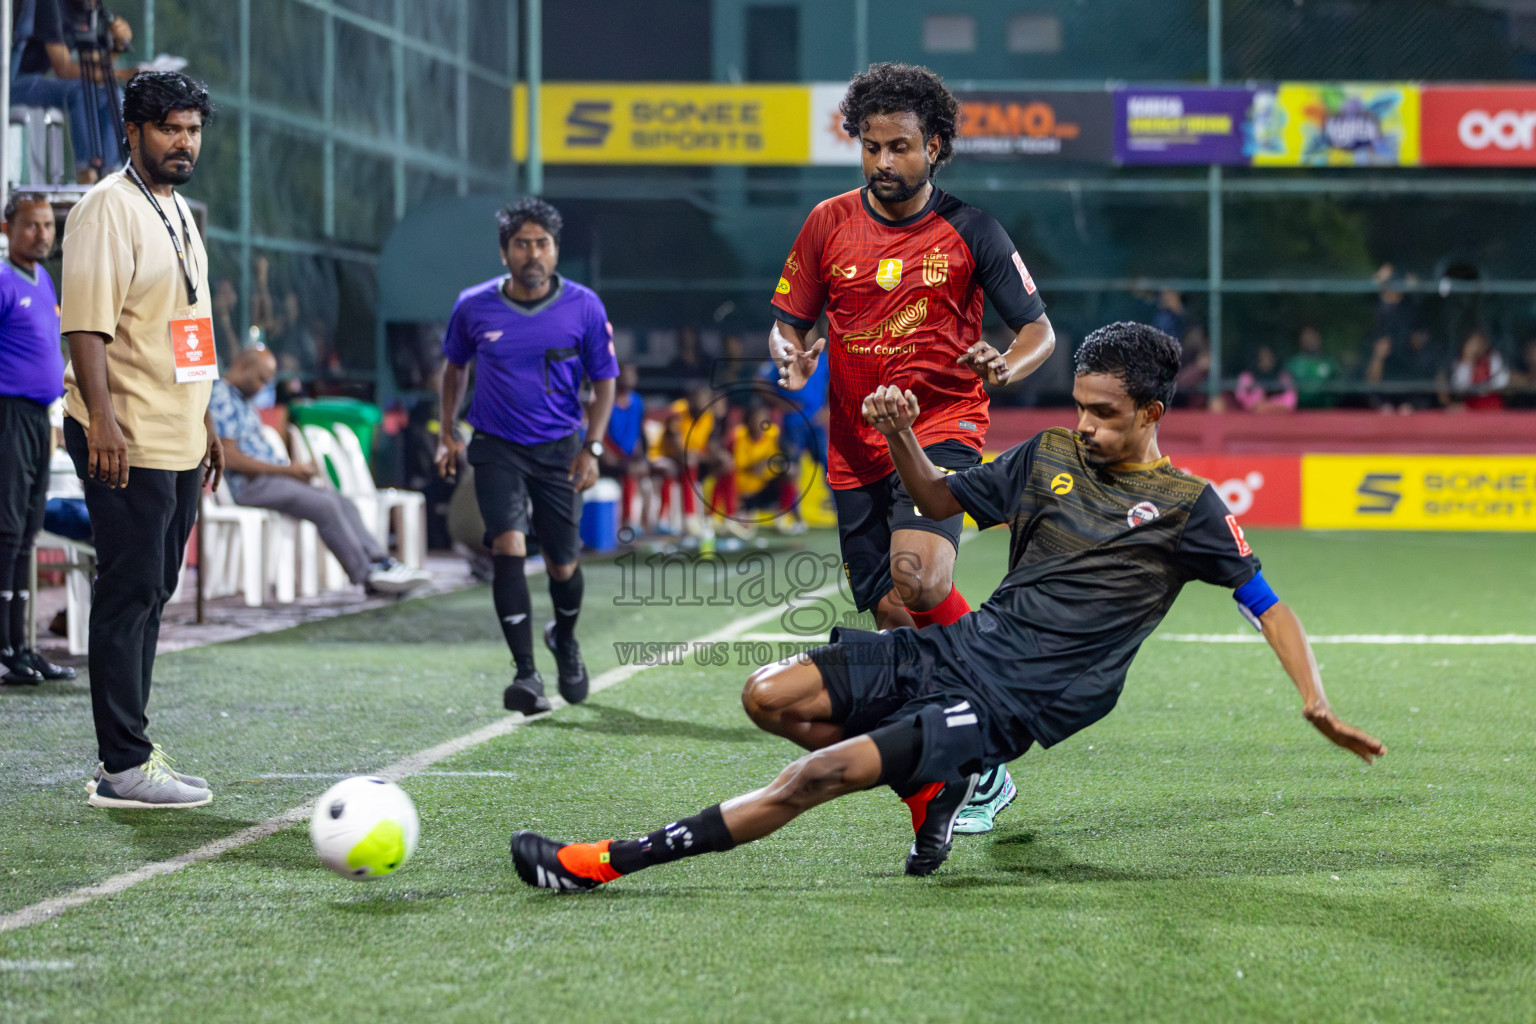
[958, 313, 1055, 387]
[1258, 602, 1387, 764]
[862, 385, 962, 521]
[769, 320, 827, 391]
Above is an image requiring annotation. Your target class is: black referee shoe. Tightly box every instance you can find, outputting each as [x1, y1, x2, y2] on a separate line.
[543, 620, 589, 705]
[503, 670, 552, 715]
[902, 773, 979, 877]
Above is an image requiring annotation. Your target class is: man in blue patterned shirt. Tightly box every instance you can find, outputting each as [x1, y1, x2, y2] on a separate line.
[209, 347, 429, 596]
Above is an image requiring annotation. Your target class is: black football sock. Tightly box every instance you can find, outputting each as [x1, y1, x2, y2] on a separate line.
[9, 553, 29, 650]
[606, 804, 738, 875]
[492, 555, 536, 674]
[547, 566, 584, 643]
[0, 548, 19, 653]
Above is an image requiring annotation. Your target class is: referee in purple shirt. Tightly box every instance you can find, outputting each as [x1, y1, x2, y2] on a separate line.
[436, 198, 618, 714]
[0, 193, 75, 684]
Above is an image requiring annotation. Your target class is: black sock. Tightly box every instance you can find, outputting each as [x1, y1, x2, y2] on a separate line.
[0, 586, 11, 653]
[607, 804, 737, 875]
[492, 554, 536, 674]
[9, 553, 28, 650]
[547, 566, 583, 642]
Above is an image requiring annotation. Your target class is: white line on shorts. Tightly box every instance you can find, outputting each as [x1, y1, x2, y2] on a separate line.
[1160, 633, 1536, 645]
[0, 581, 843, 935]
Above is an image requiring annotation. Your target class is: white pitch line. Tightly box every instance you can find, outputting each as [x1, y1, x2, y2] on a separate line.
[255, 771, 527, 780]
[0, 583, 840, 935]
[1160, 633, 1536, 645]
[0, 960, 77, 971]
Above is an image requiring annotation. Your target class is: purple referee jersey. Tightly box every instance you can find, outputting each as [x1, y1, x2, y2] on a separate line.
[0, 260, 63, 406]
[442, 274, 618, 445]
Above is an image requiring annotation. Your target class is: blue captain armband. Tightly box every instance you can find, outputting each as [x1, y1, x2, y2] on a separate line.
[1233, 572, 1279, 632]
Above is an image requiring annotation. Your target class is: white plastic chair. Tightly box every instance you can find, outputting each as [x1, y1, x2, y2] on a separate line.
[289, 425, 354, 593]
[197, 485, 266, 607]
[32, 531, 93, 656]
[330, 422, 427, 568]
[257, 424, 320, 604]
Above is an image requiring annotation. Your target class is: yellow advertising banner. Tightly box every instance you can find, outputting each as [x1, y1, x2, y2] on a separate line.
[513, 84, 810, 165]
[1302, 455, 1536, 530]
[1250, 83, 1421, 166]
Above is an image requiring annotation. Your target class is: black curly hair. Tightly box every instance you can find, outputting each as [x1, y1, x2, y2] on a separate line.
[840, 63, 960, 168]
[497, 197, 563, 249]
[1074, 322, 1183, 410]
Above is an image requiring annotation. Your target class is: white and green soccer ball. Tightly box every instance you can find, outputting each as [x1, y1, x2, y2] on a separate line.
[309, 776, 420, 880]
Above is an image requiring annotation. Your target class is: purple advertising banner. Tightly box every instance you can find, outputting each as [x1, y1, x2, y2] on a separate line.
[1115, 88, 1255, 165]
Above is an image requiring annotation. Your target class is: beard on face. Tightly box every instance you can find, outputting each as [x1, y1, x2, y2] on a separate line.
[146, 149, 197, 186]
[867, 162, 930, 205]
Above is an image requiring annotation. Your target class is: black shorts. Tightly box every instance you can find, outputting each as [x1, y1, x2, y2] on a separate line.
[467, 430, 581, 564]
[831, 439, 981, 613]
[0, 396, 52, 553]
[807, 626, 1032, 785]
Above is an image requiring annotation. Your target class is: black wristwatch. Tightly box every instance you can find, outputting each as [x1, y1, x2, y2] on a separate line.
[585, 440, 605, 458]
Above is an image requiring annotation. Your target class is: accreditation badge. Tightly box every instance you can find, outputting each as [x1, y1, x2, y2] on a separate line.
[170, 311, 219, 383]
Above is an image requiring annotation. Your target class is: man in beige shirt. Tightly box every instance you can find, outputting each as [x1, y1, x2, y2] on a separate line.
[61, 71, 223, 809]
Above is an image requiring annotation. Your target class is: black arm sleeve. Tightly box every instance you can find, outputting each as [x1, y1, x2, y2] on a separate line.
[939, 201, 1047, 331]
[945, 434, 1042, 530]
[1174, 487, 1263, 588]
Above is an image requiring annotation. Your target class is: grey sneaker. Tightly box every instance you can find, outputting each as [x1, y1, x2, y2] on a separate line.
[365, 560, 432, 596]
[88, 759, 212, 809]
[86, 744, 208, 796]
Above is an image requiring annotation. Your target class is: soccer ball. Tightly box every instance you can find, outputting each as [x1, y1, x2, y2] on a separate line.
[309, 776, 420, 880]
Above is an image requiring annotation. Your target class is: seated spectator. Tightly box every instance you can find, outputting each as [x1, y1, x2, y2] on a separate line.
[210, 348, 431, 595]
[720, 399, 805, 540]
[1173, 324, 1211, 409]
[599, 363, 651, 536]
[1508, 338, 1536, 409]
[1233, 344, 1297, 413]
[649, 382, 728, 538]
[1446, 327, 1508, 411]
[1285, 326, 1342, 409]
[663, 326, 708, 397]
[1366, 326, 1443, 413]
[10, 0, 133, 182]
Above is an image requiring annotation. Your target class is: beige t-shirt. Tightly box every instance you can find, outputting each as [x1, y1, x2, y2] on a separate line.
[62, 171, 214, 471]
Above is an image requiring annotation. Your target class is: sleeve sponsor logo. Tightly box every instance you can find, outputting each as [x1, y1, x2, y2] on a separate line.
[1225, 514, 1253, 556]
[775, 277, 792, 294]
[1011, 251, 1037, 294]
[784, 250, 801, 276]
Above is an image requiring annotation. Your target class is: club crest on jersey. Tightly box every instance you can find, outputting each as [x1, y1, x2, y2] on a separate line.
[876, 258, 903, 291]
[1050, 473, 1074, 495]
[784, 250, 801, 276]
[830, 264, 857, 279]
[1127, 501, 1160, 527]
[922, 249, 949, 287]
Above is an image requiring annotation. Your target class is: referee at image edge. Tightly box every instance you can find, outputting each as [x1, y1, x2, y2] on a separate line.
[0, 193, 76, 684]
[436, 198, 618, 715]
[64, 72, 223, 810]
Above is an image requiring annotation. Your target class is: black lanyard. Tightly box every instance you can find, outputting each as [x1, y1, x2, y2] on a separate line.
[124, 162, 199, 306]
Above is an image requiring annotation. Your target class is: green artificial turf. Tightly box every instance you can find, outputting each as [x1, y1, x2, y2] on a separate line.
[2, 530, 1534, 1023]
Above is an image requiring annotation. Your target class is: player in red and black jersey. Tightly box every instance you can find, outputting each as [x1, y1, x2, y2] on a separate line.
[769, 63, 1055, 833]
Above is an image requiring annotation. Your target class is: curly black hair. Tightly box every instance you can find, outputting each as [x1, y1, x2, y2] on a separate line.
[121, 71, 214, 146]
[1074, 322, 1183, 410]
[497, 197, 563, 249]
[840, 63, 960, 168]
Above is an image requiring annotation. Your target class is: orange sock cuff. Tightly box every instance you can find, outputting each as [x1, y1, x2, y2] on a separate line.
[556, 839, 625, 884]
[907, 586, 971, 628]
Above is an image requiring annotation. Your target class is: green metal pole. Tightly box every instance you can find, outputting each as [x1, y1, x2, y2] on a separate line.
[322, 6, 335, 237]
[527, 0, 542, 196]
[854, 0, 868, 73]
[1205, 0, 1223, 405]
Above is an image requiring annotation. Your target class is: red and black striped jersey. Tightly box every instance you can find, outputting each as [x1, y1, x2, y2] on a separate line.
[771, 186, 1046, 489]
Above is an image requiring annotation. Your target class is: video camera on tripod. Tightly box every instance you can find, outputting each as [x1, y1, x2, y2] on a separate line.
[62, 0, 128, 173]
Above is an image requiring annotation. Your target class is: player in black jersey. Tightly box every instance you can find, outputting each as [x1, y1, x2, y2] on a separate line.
[510, 322, 1386, 888]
